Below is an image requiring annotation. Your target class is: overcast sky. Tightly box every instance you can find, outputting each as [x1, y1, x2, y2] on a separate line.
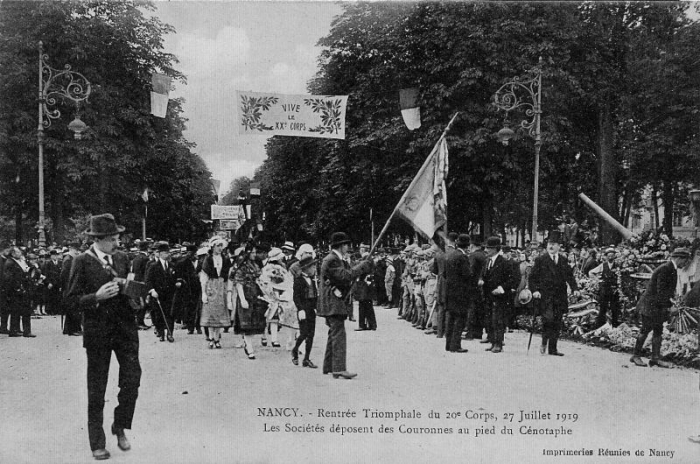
[153, 1, 343, 195]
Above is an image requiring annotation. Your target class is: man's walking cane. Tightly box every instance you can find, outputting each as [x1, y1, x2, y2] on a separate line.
[527, 298, 537, 354]
[154, 297, 172, 336]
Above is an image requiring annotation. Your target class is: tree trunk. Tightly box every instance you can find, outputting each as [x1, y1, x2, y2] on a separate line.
[662, 180, 675, 236]
[482, 194, 492, 237]
[597, 102, 619, 244]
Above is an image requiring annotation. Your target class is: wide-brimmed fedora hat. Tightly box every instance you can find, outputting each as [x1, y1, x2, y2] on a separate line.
[330, 232, 351, 248]
[85, 214, 125, 237]
[518, 288, 533, 305]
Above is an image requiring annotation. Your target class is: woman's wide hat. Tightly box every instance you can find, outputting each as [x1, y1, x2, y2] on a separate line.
[85, 214, 125, 237]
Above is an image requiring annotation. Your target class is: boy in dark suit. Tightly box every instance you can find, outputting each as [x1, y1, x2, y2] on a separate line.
[529, 231, 579, 356]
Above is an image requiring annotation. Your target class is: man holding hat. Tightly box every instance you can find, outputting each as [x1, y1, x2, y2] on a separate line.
[318, 232, 373, 379]
[64, 214, 141, 460]
[529, 230, 579, 356]
[630, 247, 691, 368]
[588, 247, 621, 328]
[482, 236, 515, 353]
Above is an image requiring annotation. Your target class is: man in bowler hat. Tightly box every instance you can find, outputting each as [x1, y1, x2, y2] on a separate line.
[65, 214, 141, 460]
[146, 241, 179, 342]
[317, 232, 373, 379]
[529, 231, 579, 356]
[482, 236, 515, 353]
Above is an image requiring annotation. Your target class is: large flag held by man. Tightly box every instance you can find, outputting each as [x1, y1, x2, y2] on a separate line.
[395, 137, 449, 238]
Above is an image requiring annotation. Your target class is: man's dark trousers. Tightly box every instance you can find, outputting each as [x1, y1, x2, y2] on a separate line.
[444, 310, 466, 351]
[358, 299, 376, 329]
[323, 315, 347, 373]
[86, 336, 141, 451]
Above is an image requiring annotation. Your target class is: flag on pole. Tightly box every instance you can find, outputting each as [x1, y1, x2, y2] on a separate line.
[150, 73, 172, 118]
[141, 188, 149, 202]
[399, 88, 421, 131]
[395, 137, 448, 237]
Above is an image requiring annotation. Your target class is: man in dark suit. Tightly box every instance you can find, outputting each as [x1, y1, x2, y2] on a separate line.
[317, 232, 373, 379]
[43, 249, 63, 316]
[0, 245, 9, 334]
[482, 236, 515, 353]
[588, 247, 621, 328]
[529, 231, 579, 356]
[467, 236, 487, 340]
[427, 232, 455, 337]
[173, 243, 201, 335]
[145, 241, 178, 343]
[61, 242, 83, 336]
[130, 241, 151, 330]
[64, 214, 141, 460]
[4, 246, 35, 337]
[630, 247, 691, 368]
[443, 234, 472, 353]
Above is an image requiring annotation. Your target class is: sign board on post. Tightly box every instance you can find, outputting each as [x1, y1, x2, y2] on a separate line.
[249, 182, 261, 197]
[220, 219, 241, 231]
[211, 205, 242, 220]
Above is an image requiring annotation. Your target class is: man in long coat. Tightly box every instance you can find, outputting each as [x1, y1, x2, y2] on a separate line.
[145, 242, 178, 342]
[61, 242, 83, 335]
[42, 249, 63, 315]
[5, 246, 35, 337]
[482, 236, 515, 353]
[317, 232, 372, 379]
[64, 214, 141, 460]
[443, 234, 472, 353]
[630, 247, 691, 368]
[173, 243, 200, 334]
[529, 231, 578, 356]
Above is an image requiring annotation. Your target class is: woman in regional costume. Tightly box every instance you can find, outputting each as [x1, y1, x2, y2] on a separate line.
[258, 247, 299, 350]
[233, 241, 270, 359]
[199, 236, 231, 349]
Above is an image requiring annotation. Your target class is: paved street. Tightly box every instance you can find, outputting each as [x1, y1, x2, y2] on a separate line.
[1, 306, 698, 464]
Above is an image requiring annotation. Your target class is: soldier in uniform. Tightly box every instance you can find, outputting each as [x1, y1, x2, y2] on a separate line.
[529, 231, 579, 356]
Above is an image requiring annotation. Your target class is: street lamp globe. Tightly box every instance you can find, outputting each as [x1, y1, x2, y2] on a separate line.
[68, 116, 87, 140]
[497, 126, 515, 146]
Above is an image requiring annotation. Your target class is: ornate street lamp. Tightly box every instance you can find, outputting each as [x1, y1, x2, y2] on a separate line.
[37, 41, 92, 246]
[494, 57, 543, 245]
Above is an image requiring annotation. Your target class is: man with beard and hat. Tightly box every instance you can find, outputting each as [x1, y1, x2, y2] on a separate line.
[64, 214, 141, 460]
[145, 241, 178, 343]
[444, 234, 472, 353]
[529, 231, 579, 356]
[630, 247, 692, 368]
[481, 236, 515, 353]
[318, 232, 373, 379]
[174, 243, 201, 335]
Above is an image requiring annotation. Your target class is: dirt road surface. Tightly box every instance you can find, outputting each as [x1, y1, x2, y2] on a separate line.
[1, 306, 698, 464]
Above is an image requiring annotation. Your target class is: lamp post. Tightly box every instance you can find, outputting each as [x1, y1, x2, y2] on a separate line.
[494, 57, 543, 245]
[37, 41, 91, 246]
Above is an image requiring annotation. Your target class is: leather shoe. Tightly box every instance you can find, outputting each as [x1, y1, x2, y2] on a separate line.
[492, 345, 502, 353]
[23, 333, 37, 338]
[453, 348, 469, 353]
[8, 332, 21, 337]
[424, 329, 436, 335]
[111, 424, 131, 451]
[354, 328, 367, 331]
[630, 356, 647, 367]
[479, 339, 491, 344]
[649, 359, 672, 368]
[549, 351, 564, 356]
[302, 359, 317, 368]
[332, 371, 357, 379]
[167, 334, 174, 343]
[92, 448, 110, 460]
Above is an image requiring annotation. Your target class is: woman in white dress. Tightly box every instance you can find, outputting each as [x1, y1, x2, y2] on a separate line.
[258, 247, 299, 349]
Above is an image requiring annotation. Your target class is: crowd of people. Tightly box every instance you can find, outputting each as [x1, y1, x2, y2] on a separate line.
[2, 212, 699, 459]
